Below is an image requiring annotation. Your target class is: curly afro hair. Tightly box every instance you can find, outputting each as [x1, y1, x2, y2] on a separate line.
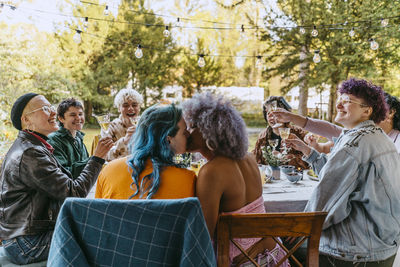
[182, 92, 248, 160]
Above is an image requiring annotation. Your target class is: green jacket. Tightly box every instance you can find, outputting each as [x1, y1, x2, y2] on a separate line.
[48, 127, 89, 179]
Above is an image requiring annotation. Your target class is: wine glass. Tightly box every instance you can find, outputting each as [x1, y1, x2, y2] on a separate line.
[268, 101, 283, 128]
[94, 113, 111, 135]
[279, 127, 290, 154]
[129, 116, 140, 127]
[268, 139, 279, 151]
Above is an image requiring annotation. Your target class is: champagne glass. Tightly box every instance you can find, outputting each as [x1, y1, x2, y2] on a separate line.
[268, 139, 279, 151]
[279, 127, 290, 155]
[270, 101, 283, 128]
[94, 113, 111, 135]
[129, 116, 140, 127]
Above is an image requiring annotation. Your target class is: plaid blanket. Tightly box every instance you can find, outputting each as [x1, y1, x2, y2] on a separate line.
[48, 197, 216, 267]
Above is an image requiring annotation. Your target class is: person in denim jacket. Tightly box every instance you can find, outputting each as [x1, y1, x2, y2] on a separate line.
[285, 78, 400, 266]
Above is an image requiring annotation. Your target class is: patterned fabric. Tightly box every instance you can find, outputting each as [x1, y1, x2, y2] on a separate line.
[222, 196, 266, 261]
[101, 115, 132, 161]
[48, 197, 216, 267]
[95, 157, 196, 199]
[252, 125, 309, 170]
[237, 244, 290, 267]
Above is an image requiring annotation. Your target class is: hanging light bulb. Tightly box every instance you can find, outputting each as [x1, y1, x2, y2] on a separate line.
[198, 54, 206, 68]
[311, 25, 318, 37]
[135, 44, 143, 58]
[381, 18, 389, 27]
[255, 56, 263, 69]
[349, 27, 355, 37]
[299, 27, 306, 34]
[83, 17, 89, 31]
[73, 30, 82, 44]
[163, 26, 170, 38]
[369, 38, 379, 50]
[313, 50, 321, 63]
[240, 24, 246, 38]
[176, 17, 182, 28]
[103, 5, 109, 16]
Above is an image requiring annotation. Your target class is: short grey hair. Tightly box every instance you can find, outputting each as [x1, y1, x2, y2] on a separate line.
[182, 92, 248, 160]
[114, 88, 143, 108]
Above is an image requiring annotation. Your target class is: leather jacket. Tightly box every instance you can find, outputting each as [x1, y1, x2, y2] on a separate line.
[0, 131, 103, 239]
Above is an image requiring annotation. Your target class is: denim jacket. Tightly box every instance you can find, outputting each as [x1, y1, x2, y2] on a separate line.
[304, 120, 400, 262]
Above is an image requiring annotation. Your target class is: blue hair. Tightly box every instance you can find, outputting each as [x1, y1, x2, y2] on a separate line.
[126, 104, 182, 199]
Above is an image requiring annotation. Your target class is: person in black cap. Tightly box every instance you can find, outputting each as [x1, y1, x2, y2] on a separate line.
[0, 93, 113, 265]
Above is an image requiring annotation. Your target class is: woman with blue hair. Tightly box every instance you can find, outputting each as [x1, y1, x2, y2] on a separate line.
[95, 104, 196, 199]
[182, 93, 289, 266]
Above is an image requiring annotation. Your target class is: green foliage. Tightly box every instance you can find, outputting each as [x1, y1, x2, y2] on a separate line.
[261, 145, 286, 167]
[178, 39, 223, 97]
[241, 112, 265, 127]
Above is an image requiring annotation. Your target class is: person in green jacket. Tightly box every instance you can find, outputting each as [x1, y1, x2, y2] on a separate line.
[48, 98, 89, 179]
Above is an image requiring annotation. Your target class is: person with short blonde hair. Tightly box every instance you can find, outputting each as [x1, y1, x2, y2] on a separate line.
[102, 88, 143, 161]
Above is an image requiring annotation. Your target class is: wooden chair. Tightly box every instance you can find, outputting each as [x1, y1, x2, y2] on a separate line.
[90, 134, 100, 156]
[216, 211, 327, 267]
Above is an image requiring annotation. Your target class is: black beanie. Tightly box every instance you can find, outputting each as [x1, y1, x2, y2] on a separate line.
[11, 93, 39, 130]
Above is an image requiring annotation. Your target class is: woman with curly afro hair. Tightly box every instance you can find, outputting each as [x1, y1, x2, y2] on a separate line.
[182, 92, 289, 267]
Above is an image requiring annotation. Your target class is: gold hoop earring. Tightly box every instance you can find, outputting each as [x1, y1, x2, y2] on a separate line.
[206, 139, 215, 151]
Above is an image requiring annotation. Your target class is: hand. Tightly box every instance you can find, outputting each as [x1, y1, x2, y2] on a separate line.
[93, 137, 114, 159]
[304, 133, 319, 148]
[270, 108, 293, 124]
[123, 126, 136, 145]
[284, 134, 312, 156]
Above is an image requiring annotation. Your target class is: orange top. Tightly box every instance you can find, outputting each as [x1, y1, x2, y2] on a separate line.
[95, 157, 196, 199]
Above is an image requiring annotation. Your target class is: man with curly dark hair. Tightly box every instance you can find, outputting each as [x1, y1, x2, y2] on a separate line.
[284, 78, 400, 266]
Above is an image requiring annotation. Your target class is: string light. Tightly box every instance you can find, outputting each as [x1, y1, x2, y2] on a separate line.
[83, 17, 89, 31]
[135, 44, 143, 58]
[381, 18, 389, 27]
[103, 5, 109, 16]
[176, 17, 181, 27]
[311, 25, 318, 37]
[313, 50, 321, 63]
[73, 29, 82, 44]
[369, 38, 379, 50]
[163, 26, 170, 37]
[299, 27, 306, 34]
[198, 54, 206, 68]
[255, 56, 263, 69]
[349, 27, 355, 37]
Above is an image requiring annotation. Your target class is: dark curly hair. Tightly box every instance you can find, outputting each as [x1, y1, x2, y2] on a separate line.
[262, 96, 292, 124]
[338, 78, 388, 124]
[57, 98, 84, 127]
[384, 92, 400, 130]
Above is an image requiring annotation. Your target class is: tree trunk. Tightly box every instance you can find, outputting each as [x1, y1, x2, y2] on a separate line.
[298, 46, 309, 116]
[84, 99, 93, 123]
[328, 76, 340, 122]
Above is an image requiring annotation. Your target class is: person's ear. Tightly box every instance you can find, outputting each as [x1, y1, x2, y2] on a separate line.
[364, 107, 373, 118]
[166, 136, 171, 144]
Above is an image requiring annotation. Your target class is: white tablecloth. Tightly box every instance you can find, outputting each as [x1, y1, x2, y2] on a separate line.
[262, 173, 318, 212]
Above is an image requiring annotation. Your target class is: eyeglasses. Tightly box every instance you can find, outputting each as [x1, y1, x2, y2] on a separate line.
[25, 105, 56, 115]
[336, 96, 369, 107]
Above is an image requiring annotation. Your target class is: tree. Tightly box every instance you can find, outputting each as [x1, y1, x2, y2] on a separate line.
[260, 0, 400, 120]
[178, 39, 223, 97]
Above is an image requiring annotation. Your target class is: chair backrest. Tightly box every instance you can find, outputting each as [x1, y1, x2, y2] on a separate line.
[216, 211, 327, 267]
[48, 197, 216, 267]
[90, 134, 100, 156]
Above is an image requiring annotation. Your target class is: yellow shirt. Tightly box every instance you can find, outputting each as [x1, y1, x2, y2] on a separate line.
[95, 157, 196, 199]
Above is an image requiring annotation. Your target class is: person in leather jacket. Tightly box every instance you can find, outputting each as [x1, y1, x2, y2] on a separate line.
[0, 93, 113, 265]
